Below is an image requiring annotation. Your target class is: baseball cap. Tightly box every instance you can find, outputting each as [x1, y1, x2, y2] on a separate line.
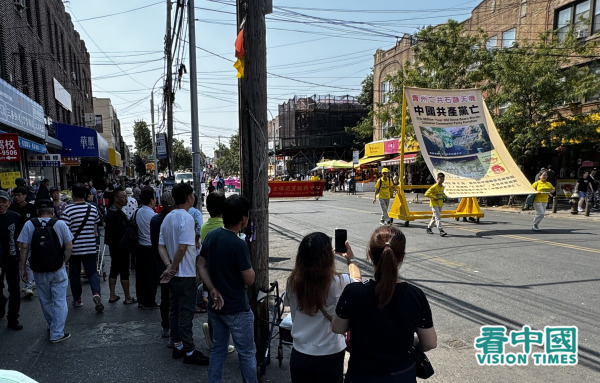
[160, 191, 175, 207]
[0, 190, 10, 200]
[381, 168, 389, 173]
[35, 199, 53, 209]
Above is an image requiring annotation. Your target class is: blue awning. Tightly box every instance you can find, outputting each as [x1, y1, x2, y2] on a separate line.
[54, 123, 109, 163]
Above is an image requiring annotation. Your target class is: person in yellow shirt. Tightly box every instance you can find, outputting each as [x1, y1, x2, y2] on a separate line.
[531, 171, 555, 231]
[373, 168, 395, 225]
[310, 172, 321, 200]
[425, 172, 447, 236]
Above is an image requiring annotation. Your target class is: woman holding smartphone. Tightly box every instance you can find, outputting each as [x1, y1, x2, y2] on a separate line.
[332, 226, 437, 383]
[285, 232, 361, 383]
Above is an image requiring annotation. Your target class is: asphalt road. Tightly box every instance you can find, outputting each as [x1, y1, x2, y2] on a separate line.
[1, 192, 599, 383]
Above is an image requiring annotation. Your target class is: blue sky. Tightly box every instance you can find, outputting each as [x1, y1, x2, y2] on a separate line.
[65, 0, 479, 156]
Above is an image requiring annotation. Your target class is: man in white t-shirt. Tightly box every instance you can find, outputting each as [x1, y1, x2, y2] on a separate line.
[158, 183, 209, 366]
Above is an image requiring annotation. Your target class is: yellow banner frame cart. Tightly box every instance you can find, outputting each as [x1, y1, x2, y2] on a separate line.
[387, 90, 484, 227]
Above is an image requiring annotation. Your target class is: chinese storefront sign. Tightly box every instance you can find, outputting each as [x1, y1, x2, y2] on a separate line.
[475, 325, 578, 366]
[27, 154, 61, 167]
[404, 87, 535, 198]
[0, 172, 21, 188]
[61, 157, 81, 166]
[0, 133, 21, 162]
[268, 181, 325, 198]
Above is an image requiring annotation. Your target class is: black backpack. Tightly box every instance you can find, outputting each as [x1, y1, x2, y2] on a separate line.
[30, 218, 65, 273]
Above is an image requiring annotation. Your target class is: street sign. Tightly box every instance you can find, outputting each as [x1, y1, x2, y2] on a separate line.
[156, 133, 167, 159]
[84, 113, 96, 127]
[352, 150, 359, 164]
[0, 171, 21, 188]
[0, 133, 21, 162]
[27, 153, 61, 167]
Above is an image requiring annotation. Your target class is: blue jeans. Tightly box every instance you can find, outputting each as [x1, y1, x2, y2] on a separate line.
[35, 267, 68, 341]
[208, 309, 257, 383]
[68, 253, 101, 300]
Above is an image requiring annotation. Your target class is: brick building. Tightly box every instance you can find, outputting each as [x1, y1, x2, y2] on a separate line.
[373, 0, 600, 143]
[0, 0, 99, 188]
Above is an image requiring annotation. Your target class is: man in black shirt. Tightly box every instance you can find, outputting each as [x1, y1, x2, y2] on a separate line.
[9, 187, 37, 297]
[0, 190, 24, 330]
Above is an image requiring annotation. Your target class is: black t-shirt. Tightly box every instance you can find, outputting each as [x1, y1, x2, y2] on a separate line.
[150, 212, 168, 275]
[577, 176, 592, 193]
[200, 227, 252, 315]
[336, 280, 433, 376]
[9, 202, 37, 236]
[105, 206, 128, 247]
[0, 210, 21, 262]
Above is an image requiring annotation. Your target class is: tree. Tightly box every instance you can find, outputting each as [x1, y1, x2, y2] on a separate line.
[379, 20, 494, 139]
[133, 154, 147, 176]
[216, 134, 240, 176]
[347, 72, 375, 150]
[172, 138, 192, 171]
[133, 120, 152, 158]
[486, 33, 600, 157]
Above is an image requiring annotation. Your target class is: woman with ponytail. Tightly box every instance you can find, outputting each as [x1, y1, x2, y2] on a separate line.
[286, 232, 361, 383]
[332, 226, 437, 383]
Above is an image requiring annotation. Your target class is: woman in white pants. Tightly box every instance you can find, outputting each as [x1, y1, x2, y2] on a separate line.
[531, 172, 555, 231]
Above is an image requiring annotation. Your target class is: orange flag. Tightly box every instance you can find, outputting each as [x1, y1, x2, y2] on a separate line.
[235, 29, 245, 58]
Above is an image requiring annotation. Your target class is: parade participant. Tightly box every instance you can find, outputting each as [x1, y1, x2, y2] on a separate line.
[18, 199, 73, 343]
[15, 178, 35, 202]
[158, 182, 209, 365]
[36, 179, 51, 202]
[123, 187, 138, 221]
[51, 188, 67, 219]
[197, 195, 257, 382]
[332, 226, 437, 383]
[531, 171, 555, 232]
[0, 190, 23, 330]
[88, 180, 98, 203]
[285, 232, 361, 383]
[373, 168, 395, 225]
[575, 171, 592, 212]
[150, 192, 175, 341]
[136, 187, 158, 309]
[105, 187, 136, 305]
[425, 173, 447, 236]
[61, 183, 104, 312]
[9, 186, 38, 297]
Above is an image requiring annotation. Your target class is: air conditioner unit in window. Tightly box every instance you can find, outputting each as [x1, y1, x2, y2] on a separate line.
[575, 29, 585, 39]
[13, 0, 25, 11]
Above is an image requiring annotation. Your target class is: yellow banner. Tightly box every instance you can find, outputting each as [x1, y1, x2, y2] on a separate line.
[365, 141, 385, 156]
[0, 172, 21, 189]
[404, 87, 535, 198]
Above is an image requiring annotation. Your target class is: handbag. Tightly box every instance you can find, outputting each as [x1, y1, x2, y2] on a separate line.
[525, 194, 536, 206]
[408, 346, 434, 379]
[119, 208, 140, 250]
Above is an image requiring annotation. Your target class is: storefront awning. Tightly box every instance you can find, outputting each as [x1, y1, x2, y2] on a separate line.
[54, 122, 109, 163]
[109, 148, 123, 167]
[45, 135, 63, 150]
[357, 155, 386, 166]
[381, 153, 417, 166]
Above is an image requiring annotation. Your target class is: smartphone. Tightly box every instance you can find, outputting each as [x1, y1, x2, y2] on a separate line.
[334, 228, 347, 253]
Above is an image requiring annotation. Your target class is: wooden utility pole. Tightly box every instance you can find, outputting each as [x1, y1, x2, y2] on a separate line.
[166, 0, 174, 176]
[236, 0, 270, 369]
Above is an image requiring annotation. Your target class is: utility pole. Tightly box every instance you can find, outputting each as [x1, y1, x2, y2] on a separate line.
[150, 94, 158, 180]
[166, 0, 174, 176]
[237, 0, 270, 368]
[188, 0, 202, 202]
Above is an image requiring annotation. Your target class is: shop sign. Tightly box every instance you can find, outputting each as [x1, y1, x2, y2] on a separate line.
[0, 79, 45, 139]
[61, 157, 81, 166]
[0, 129, 46, 153]
[156, 133, 167, 159]
[0, 171, 21, 188]
[27, 153, 61, 167]
[0, 133, 21, 162]
[268, 181, 325, 198]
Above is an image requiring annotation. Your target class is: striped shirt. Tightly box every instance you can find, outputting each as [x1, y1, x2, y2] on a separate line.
[61, 202, 100, 256]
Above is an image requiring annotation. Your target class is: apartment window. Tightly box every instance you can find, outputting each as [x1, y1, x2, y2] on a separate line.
[0, 26, 4, 80]
[502, 28, 516, 48]
[381, 120, 392, 138]
[381, 81, 391, 104]
[60, 32, 66, 68]
[485, 36, 498, 51]
[41, 69, 48, 112]
[47, 9, 54, 55]
[520, 0, 527, 17]
[25, 0, 33, 26]
[31, 60, 40, 104]
[586, 63, 600, 101]
[490, 0, 496, 12]
[34, 0, 42, 39]
[556, 0, 599, 41]
[54, 22, 60, 62]
[499, 102, 511, 115]
[19, 46, 29, 95]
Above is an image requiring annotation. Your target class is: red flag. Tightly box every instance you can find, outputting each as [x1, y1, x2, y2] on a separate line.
[235, 29, 245, 58]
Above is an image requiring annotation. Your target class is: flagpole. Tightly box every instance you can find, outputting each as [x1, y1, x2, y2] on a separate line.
[400, 88, 407, 186]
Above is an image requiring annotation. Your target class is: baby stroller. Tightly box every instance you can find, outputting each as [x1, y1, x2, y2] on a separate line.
[257, 281, 293, 377]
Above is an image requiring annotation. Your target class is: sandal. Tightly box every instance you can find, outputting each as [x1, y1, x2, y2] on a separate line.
[123, 298, 138, 305]
[108, 296, 121, 303]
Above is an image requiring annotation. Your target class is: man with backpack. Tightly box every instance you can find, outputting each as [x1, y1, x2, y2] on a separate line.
[17, 199, 73, 343]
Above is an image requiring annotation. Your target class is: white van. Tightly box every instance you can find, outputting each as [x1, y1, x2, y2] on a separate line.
[175, 172, 193, 185]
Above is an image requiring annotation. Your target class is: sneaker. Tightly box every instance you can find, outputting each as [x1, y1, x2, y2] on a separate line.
[172, 346, 185, 359]
[532, 226, 541, 232]
[93, 295, 104, 313]
[50, 333, 71, 343]
[167, 338, 174, 349]
[183, 349, 210, 365]
[161, 327, 170, 338]
[7, 322, 23, 331]
[24, 288, 34, 298]
[202, 322, 213, 349]
[30, 282, 36, 290]
[578, 207, 584, 212]
[72, 299, 83, 307]
[228, 345, 235, 353]
[439, 230, 448, 237]
[426, 228, 433, 234]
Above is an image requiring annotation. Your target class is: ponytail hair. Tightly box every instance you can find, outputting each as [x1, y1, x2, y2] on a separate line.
[368, 226, 406, 309]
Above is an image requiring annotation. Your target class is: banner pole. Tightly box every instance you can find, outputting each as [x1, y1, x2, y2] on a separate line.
[400, 88, 407, 185]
